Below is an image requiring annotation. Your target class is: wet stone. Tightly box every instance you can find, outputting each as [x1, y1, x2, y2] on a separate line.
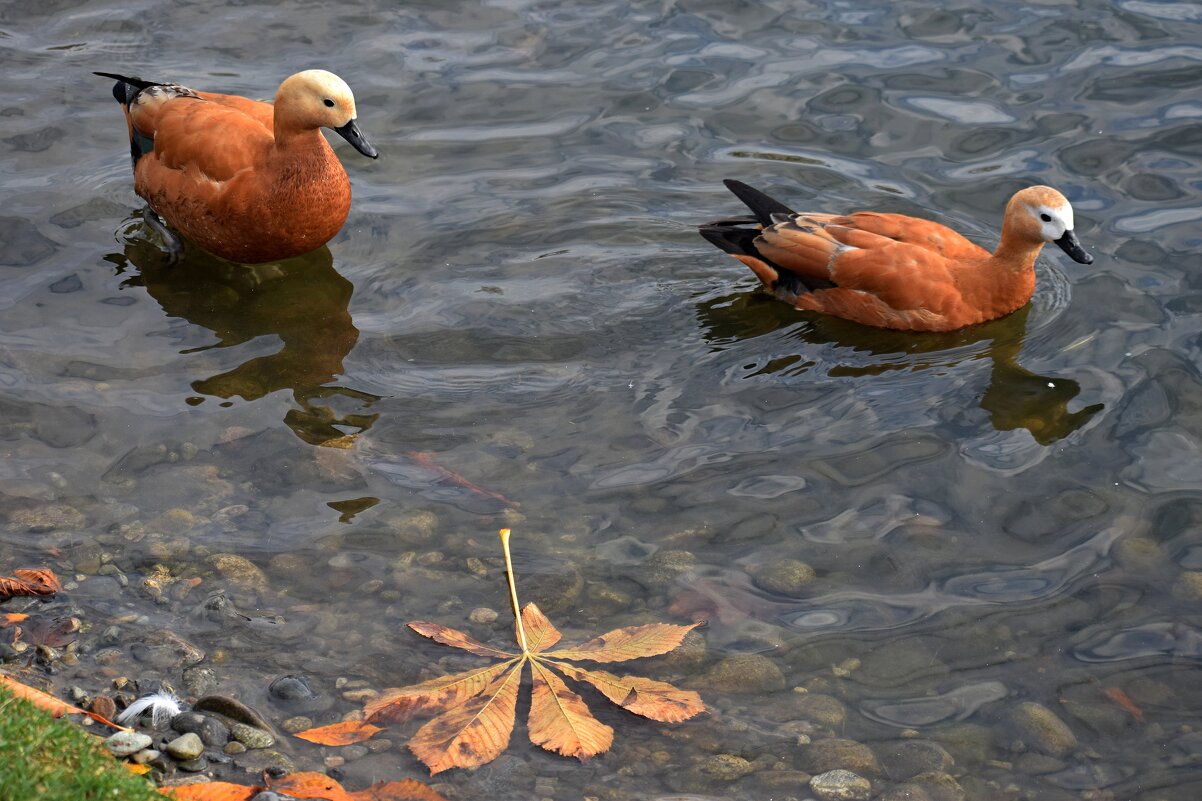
[1014, 752, 1066, 775]
[1009, 701, 1077, 757]
[165, 732, 205, 761]
[232, 748, 295, 775]
[804, 738, 882, 777]
[693, 753, 755, 781]
[182, 666, 218, 697]
[281, 716, 314, 734]
[640, 549, 697, 587]
[469, 607, 499, 624]
[810, 769, 872, 801]
[750, 559, 817, 595]
[701, 653, 786, 693]
[8, 503, 85, 532]
[341, 744, 369, 761]
[902, 771, 967, 801]
[784, 692, 847, 727]
[268, 674, 315, 702]
[171, 712, 230, 747]
[176, 757, 209, 773]
[879, 739, 955, 780]
[130, 748, 161, 765]
[224, 741, 247, 755]
[229, 722, 275, 749]
[105, 730, 152, 757]
[208, 553, 269, 595]
[1172, 571, 1202, 601]
[90, 695, 117, 721]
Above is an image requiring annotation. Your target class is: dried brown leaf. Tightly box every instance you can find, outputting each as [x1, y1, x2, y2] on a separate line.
[520, 603, 561, 652]
[543, 622, 700, 663]
[0, 673, 126, 729]
[349, 779, 450, 801]
[160, 782, 260, 800]
[366, 660, 517, 725]
[266, 771, 354, 801]
[527, 660, 613, 760]
[547, 660, 705, 722]
[409, 660, 523, 775]
[0, 569, 62, 600]
[408, 621, 515, 659]
[294, 719, 383, 745]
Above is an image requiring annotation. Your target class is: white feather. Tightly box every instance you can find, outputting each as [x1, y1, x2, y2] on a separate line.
[116, 690, 183, 728]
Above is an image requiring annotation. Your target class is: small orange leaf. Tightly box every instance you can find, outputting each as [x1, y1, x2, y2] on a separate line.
[544, 622, 700, 663]
[125, 763, 151, 775]
[548, 660, 705, 722]
[295, 720, 383, 745]
[409, 661, 523, 774]
[0, 613, 29, 627]
[349, 779, 450, 801]
[1102, 686, 1145, 722]
[520, 603, 561, 652]
[527, 660, 612, 760]
[408, 621, 515, 659]
[366, 660, 517, 725]
[0, 673, 126, 729]
[160, 782, 260, 800]
[267, 772, 354, 801]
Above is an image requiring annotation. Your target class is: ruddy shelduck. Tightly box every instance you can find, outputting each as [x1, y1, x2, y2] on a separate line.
[96, 70, 378, 263]
[700, 180, 1094, 332]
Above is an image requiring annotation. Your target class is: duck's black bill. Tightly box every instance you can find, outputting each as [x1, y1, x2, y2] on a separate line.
[333, 119, 378, 159]
[1054, 230, 1093, 264]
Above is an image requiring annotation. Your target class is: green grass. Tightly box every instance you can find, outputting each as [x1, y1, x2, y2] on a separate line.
[0, 684, 163, 801]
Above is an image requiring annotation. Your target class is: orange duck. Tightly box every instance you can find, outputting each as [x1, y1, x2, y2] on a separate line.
[96, 70, 378, 263]
[700, 180, 1094, 332]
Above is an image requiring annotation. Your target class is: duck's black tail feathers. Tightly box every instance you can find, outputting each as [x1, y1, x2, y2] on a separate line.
[93, 72, 162, 105]
[721, 179, 796, 227]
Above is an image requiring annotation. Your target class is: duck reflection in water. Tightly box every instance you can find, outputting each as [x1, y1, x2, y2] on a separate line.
[110, 223, 379, 446]
[696, 293, 1101, 445]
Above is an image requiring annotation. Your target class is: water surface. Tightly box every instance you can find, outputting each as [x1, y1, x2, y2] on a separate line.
[2, 0, 1201, 798]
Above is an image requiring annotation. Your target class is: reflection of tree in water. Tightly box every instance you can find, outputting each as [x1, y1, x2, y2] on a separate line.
[111, 223, 379, 447]
[696, 291, 1101, 445]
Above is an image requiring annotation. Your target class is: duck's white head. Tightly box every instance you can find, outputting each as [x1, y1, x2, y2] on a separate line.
[275, 69, 378, 159]
[1009, 185, 1092, 264]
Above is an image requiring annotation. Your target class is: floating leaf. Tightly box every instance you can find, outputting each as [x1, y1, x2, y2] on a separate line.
[547, 660, 706, 722]
[349, 779, 449, 801]
[294, 719, 382, 745]
[266, 772, 355, 801]
[408, 663, 522, 775]
[311, 530, 705, 774]
[544, 621, 700, 663]
[161, 782, 259, 801]
[527, 660, 613, 759]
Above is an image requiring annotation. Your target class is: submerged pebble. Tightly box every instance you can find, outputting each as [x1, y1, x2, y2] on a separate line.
[701, 653, 785, 693]
[810, 769, 872, 801]
[1009, 701, 1078, 757]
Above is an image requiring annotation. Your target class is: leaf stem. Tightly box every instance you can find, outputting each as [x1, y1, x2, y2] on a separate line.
[499, 528, 529, 655]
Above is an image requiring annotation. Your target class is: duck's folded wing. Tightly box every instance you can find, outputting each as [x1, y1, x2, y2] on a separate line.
[197, 91, 275, 131]
[132, 98, 271, 182]
[802, 211, 990, 260]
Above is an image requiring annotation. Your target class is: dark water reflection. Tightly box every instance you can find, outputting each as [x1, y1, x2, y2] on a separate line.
[0, 0, 1201, 798]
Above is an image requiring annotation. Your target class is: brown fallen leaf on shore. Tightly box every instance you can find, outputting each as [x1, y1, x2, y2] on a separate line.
[298, 529, 704, 774]
[0, 673, 126, 730]
[0, 568, 62, 600]
[160, 772, 446, 801]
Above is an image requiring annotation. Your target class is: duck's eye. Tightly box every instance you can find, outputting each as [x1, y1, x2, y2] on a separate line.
[323, 98, 335, 108]
[1040, 213, 1052, 222]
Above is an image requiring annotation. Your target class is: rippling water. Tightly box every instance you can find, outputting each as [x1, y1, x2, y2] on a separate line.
[3, 0, 1202, 797]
